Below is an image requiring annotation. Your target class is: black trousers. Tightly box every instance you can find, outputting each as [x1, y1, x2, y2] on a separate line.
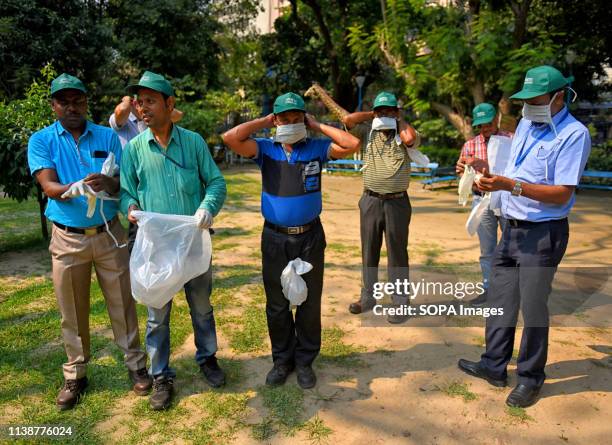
[481, 218, 569, 388]
[261, 221, 326, 367]
[359, 192, 412, 305]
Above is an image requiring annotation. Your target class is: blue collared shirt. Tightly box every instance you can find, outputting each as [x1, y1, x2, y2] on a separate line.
[109, 112, 146, 148]
[500, 107, 591, 222]
[27, 120, 122, 228]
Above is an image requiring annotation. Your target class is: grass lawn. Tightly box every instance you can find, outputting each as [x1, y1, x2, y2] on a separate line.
[0, 171, 358, 444]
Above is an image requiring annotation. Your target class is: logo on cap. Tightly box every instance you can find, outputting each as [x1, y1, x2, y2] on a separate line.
[524, 77, 534, 84]
[477, 112, 485, 117]
[59, 78, 71, 84]
[379, 97, 388, 102]
[286, 98, 297, 104]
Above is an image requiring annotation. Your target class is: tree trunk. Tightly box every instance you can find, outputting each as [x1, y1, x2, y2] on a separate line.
[431, 102, 474, 141]
[36, 183, 48, 240]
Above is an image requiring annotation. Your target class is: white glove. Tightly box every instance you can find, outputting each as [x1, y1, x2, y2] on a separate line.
[194, 208, 213, 229]
[61, 180, 95, 199]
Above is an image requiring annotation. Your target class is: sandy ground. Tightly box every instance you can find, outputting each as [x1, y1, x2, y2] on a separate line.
[2, 167, 610, 444]
[221, 169, 611, 444]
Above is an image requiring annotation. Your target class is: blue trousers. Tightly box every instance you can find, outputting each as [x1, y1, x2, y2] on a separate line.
[145, 265, 218, 378]
[481, 218, 569, 388]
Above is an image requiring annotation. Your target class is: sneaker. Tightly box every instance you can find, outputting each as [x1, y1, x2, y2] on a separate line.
[150, 376, 174, 411]
[200, 355, 226, 388]
[56, 377, 88, 411]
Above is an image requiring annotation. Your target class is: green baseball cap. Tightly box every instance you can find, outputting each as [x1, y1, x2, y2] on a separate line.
[273, 92, 305, 114]
[373, 92, 398, 109]
[510, 65, 574, 100]
[50, 73, 86, 96]
[127, 71, 174, 97]
[471, 103, 496, 127]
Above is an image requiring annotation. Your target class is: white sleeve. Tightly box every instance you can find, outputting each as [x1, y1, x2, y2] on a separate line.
[109, 113, 123, 131]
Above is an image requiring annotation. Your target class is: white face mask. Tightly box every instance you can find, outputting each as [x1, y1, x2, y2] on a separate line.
[521, 91, 560, 124]
[275, 123, 307, 144]
[371, 116, 397, 131]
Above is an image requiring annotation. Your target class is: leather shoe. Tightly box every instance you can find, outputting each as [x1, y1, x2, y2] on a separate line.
[457, 359, 507, 387]
[56, 377, 88, 411]
[506, 384, 540, 408]
[265, 364, 294, 386]
[200, 355, 226, 388]
[296, 365, 317, 389]
[150, 376, 174, 411]
[129, 368, 152, 396]
[469, 290, 488, 307]
[349, 300, 375, 314]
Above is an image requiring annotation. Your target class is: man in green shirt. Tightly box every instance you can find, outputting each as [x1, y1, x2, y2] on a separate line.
[120, 71, 227, 410]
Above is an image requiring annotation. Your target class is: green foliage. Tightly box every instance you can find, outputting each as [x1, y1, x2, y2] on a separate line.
[586, 141, 612, 171]
[108, 0, 221, 90]
[0, 0, 113, 101]
[348, 0, 610, 144]
[179, 90, 260, 146]
[0, 64, 55, 202]
[261, 0, 383, 109]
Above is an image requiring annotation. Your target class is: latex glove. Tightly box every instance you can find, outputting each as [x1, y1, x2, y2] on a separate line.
[194, 208, 213, 229]
[61, 180, 95, 199]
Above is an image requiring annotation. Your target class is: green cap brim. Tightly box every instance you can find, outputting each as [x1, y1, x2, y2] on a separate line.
[472, 116, 494, 127]
[51, 87, 86, 96]
[509, 89, 545, 100]
[274, 106, 305, 114]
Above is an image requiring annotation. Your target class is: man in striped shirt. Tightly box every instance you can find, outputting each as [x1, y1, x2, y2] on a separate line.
[342, 92, 419, 323]
[456, 103, 513, 306]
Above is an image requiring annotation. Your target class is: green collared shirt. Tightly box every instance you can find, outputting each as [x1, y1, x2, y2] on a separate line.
[120, 125, 226, 216]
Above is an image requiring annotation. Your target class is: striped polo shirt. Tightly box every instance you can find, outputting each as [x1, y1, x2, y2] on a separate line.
[254, 137, 332, 227]
[363, 130, 411, 194]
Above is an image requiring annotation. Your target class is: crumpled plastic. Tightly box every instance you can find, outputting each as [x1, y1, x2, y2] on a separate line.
[280, 258, 313, 308]
[466, 192, 491, 236]
[458, 165, 476, 206]
[129, 210, 212, 309]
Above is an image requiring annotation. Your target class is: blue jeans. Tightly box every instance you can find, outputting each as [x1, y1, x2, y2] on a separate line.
[473, 194, 504, 289]
[145, 265, 218, 378]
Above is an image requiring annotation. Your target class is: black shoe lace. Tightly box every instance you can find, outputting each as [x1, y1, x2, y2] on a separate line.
[65, 380, 80, 392]
[153, 378, 172, 392]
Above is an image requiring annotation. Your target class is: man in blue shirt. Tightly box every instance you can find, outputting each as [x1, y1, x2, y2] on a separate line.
[27, 73, 150, 410]
[457, 66, 591, 408]
[222, 93, 360, 388]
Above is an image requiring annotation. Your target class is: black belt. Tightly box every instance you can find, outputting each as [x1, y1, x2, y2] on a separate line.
[506, 217, 567, 228]
[473, 190, 483, 197]
[365, 190, 407, 200]
[264, 217, 320, 235]
[54, 220, 111, 235]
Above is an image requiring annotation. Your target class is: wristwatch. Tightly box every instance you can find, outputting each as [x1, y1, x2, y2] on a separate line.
[511, 181, 523, 197]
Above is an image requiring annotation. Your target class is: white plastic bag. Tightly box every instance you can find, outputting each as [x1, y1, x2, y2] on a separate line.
[487, 135, 512, 216]
[280, 258, 313, 308]
[458, 165, 476, 206]
[466, 192, 491, 236]
[129, 211, 212, 309]
[406, 147, 430, 167]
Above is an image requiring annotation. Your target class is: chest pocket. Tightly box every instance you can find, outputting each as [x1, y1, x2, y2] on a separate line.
[302, 160, 321, 193]
[521, 142, 560, 183]
[176, 166, 201, 196]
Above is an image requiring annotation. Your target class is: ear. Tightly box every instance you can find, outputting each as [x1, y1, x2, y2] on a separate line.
[166, 96, 176, 110]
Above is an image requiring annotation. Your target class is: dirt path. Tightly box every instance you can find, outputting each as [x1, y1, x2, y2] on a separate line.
[2, 167, 610, 444]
